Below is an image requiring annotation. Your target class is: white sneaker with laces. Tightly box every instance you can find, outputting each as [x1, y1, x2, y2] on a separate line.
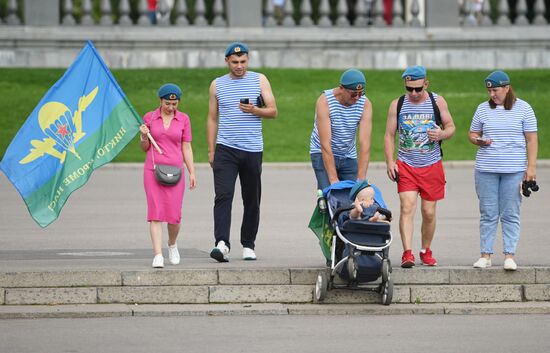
[168, 243, 180, 265]
[503, 258, 517, 271]
[242, 247, 257, 261]
[152, 254, 164, 268]
[473, 257, 491, 268]
[210, 240, 229, 262]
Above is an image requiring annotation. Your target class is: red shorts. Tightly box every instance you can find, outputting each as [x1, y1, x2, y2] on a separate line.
[396, 160, 446, 201]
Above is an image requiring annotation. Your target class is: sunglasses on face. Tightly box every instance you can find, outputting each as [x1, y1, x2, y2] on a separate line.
[347, 90, 364, 98]
[405, 86, 424, 93]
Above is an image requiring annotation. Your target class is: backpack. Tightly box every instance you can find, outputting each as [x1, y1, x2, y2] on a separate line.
[396, 91, 443, 157]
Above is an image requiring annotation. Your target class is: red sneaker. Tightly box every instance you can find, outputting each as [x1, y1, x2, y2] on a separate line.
[401, 250, 415, 268]
[419, 248, 437, 266]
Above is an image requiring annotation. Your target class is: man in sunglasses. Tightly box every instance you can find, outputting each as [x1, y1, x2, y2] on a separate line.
[383, 65, 455, 268]
[309, 68, 373, 190]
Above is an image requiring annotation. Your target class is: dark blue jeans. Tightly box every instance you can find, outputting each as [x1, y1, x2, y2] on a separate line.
[310, 153, 358, 190]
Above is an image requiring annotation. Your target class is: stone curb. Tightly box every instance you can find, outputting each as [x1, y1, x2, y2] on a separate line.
[0, 304, 132, 319]
[2, 302, 550, 319]
[2, 267, 550, 305]
[0, 271, 122, 287]
[2, 267, 545, 288]
[132, 303, 289, 317]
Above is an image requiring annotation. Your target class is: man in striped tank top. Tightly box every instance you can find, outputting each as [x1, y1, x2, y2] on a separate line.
[383, 66, 456, 268]
[309, 69, 373, 190]
[206, 42, 278, 262]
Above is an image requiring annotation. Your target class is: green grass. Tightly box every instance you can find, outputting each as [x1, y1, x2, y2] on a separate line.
[1, 68, 548, 163]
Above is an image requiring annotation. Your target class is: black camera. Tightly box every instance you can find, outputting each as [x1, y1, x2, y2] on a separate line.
[521, 180, 539, 197]
[240, 98, 249, 104]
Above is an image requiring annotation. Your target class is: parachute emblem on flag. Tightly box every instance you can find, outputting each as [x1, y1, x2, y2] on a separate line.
[19, 87, 98, 165]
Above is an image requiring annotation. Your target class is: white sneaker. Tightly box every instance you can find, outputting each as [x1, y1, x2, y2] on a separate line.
[210, 240, 229, 263]
[503, 258, 517, 271]
[473, 257, 492, 268]
[168, 243, 180, 265]
[152, 254, 164, 268]
[242, 247, 257, 261]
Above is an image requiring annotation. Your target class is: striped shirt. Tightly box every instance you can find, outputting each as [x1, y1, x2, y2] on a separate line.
[470, 98, 537, 173]
[397, 93, 441, 167]
[216, 71, 263, 152]
[310, 89, 366, 158]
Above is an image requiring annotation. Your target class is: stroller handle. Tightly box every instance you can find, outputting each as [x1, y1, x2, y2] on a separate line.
[376, 207, 392, 222]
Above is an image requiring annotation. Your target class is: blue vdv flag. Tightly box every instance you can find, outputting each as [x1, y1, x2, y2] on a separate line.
[0, 40, 142, 227]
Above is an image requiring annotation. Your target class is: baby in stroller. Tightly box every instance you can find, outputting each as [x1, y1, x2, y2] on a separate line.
[348, 181, 390, 223]
[314, 180, 394, 305]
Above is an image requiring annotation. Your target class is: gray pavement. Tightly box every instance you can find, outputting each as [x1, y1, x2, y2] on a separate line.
[1, 162, 549, 271]
[2, 314, 550, 353]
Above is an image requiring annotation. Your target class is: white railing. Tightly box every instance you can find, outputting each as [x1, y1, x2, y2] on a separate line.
[0, 0, 548, 27]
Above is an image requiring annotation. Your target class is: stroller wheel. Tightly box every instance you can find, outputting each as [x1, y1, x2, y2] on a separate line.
[381, 278, 394, 306]
[347, 256, 357, 281]
[314, 271, 329, 302]
[382, 259, 391, 282]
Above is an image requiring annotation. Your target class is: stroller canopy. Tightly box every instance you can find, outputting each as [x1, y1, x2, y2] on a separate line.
[323, 180, 388, 209]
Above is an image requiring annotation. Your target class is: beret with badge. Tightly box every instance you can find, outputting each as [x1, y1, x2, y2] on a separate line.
[225, 42, 249, 57]
[484, 70, 510, 88]
[158, 83, 182, 100]
[402, 65, 427, 81]
[340, 68, 366, 90]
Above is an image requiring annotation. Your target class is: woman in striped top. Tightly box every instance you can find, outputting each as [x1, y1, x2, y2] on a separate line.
[469, 70, 538, 271]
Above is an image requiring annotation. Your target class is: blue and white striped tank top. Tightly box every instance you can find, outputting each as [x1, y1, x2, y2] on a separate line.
[470, 98, 537, 173]
[397, 93, 441, 167]
[309, 89, 366, 159]
[216, 71, 262, 152]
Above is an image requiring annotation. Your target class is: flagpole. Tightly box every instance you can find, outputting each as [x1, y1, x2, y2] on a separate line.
[147, 133, 163, 154]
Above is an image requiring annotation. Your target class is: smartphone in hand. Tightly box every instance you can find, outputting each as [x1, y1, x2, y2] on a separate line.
[475, 137, 490, 144]
[240, 98, 249, 104]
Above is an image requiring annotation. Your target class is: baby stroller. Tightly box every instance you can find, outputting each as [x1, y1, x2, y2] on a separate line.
[313, 180, 394, 305]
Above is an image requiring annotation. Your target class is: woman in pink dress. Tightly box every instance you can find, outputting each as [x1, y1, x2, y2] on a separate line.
[139, 83, 196, 268]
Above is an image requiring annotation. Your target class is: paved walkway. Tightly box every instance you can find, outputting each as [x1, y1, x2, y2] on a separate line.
[1, 162, 549, 271]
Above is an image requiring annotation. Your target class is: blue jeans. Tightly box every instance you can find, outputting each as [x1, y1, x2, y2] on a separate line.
[474, 170, 524, 255]
[310, 153, 357, 190]
[148, 11, 157, 25]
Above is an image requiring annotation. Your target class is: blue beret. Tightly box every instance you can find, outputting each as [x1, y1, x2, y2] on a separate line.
[225, 42, 249, 57]
[402, 65, 427, 81]
[485, 70, 510, 88]
[349, 180, 371, 201]
[340, 69, 366, 90]
[158, 83, 182, 100]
